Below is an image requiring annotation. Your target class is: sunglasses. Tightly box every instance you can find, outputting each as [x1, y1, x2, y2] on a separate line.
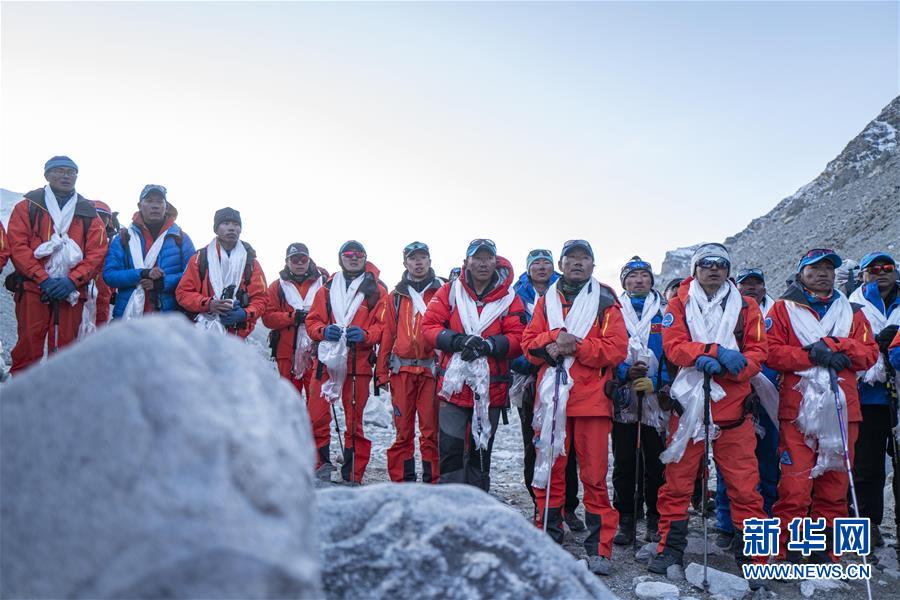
[804, 248, 835, 259]
[866, 263, 896, 275]
[697, 257, 730, 270]
[624, 259, 652, 272]
[469, 238, 496, 248]
[289, 254, 309, 265]
[528, 249, 552, 259]
[737, 267, 764, 279]
[341, 250, 366, 259]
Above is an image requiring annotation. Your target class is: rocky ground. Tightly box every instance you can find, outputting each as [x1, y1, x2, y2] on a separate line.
[323, 398, 899, 600]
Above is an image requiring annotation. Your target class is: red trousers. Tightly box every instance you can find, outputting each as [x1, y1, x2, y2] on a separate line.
[535, 416, 618, 558]
[657, 416, 766, 556]
[11, 292, 84, 374]
[386, 371, 439, 483]
[275, 357, 312, 400]
[307, 365, 371, 483]
[773, 420, 858, 559]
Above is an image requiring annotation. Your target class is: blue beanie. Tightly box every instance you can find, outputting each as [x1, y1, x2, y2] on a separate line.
[44, 155, 78, 174]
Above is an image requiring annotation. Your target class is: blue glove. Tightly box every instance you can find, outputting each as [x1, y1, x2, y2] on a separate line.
[891, 346, 900, 370]
[57, 277, 76, 297]
[323, 324, 343, 342]
[695, 356, 723, 375]
[39, 278, 60, 297]
[345, 326, 365, 344]
[716, 347, 747, 375]
[219, 306, 247, 326]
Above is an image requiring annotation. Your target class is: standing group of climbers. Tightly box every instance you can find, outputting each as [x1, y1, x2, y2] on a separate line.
[4, 155, 900, 581]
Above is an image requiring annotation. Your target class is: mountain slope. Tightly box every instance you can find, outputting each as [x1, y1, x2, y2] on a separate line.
[658, 96, 900, 293]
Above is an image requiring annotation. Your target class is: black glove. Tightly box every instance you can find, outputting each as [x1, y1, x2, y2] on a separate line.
[829, 352, 852, 372]
[626, 363, 649, 381]
[293, 310, 308, 326]
[805, 340, 834, 368]
[451, 334, 472, 353]
[876, 324, 899, 354]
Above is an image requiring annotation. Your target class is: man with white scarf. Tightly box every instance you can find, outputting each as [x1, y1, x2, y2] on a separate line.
[649, 243, 769, 577]
[7, 156, 107, 373]
[848, 251, 899, 547]
[611, 257, 670, 547]
[306, 240, 387, 483]
[713, 267, 780, 549]
[262, 243, 328, 400]
[521, 240, 628, 576]
[175, 207, 267, 338]
[767, 249, 877, 563]
[422, 239, 526, 491]
[512, 249, 585, 533]
[104, 185, 195, 320]
[375, 241, 444, 483]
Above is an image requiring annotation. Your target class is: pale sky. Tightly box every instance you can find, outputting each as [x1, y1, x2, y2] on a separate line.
[2, 1, 898, 288]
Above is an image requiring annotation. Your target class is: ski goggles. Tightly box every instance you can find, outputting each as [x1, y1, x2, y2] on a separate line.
[467, 238, 497, 257]
[341, 250, 366, 259]
[865, 263, 896, 275]
[561, 239, 594, 259]
[403, 241, 430, 258]
[526, 249, 553, 268]
[289, 254, 310, 265]
[736, 268, 765, 283]
[140, 184, 167, 201]
[696, 257, 730, 270]
[797, 248, 842, 271]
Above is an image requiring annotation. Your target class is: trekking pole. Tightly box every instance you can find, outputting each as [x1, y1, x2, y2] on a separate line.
[475, 393, 486, 491]
[702, 372, 712, 592]
[829, 369, 873, 600]
[633, 390, 645, 550]
[883, 353, 900, 563]
[50, 300, 60, 354]
[543, 365, 566, 534]
[331, 405, 345, 456]
[350, 342, 358, 485]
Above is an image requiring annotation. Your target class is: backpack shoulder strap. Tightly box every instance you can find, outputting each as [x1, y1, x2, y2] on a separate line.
[198, 247, 209, 283]
[241, 241, 256, 286]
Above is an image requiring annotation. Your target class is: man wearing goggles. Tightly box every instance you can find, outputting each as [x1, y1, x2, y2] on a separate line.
[650, 243, 769, 578]
[511, 249, 585, 532]
[422, 238, 526, 490]
[375, 241, 444, 484]
[105, 185, 196, 321]
[848, 251, 900, 547]
[611, 256, 670, 547]
[262, 243, 329, 400]
[766, 248, 878, 563]
[306, 240, 387, 483]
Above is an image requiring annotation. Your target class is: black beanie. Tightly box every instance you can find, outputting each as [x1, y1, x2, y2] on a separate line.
[213, 207, 242, 231]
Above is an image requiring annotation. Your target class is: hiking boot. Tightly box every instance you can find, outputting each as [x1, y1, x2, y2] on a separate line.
[565, 511, 586, 532]
[586, 555, 613, 576]
[315, 462, 336, 482]
[716, 529, 735, 549]
[648, 547, 683, 574]
[613, 514, 635, 546]
[541, 507, 565, 545]
[873, 524, 885, 548]
[645, 515, 660, 543]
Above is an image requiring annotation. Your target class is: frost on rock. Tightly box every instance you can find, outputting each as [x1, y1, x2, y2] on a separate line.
[685, 562, 749, 600]
[316, 483, 616, 600]
[1, 315, 320, 599]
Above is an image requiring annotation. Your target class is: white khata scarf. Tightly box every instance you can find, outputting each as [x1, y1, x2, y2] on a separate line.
[317, 271, 366, 403]
[280, 276, 322, 381]
[786, 292, 853, 477]
[532, 278, 601, 489]
[439, 278, 516, 450]
[660, 280, 742, 464]
[122, 224, 172, 320]
[407, 284, 429, 321]
[195, 239, 247, 335]
[77, 280, 98, 340]
[850, 285, 900, 385]
[618, 290, 668, 431]
[33, 185, 83, 306]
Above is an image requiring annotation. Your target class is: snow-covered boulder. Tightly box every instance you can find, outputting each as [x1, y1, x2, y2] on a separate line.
[1, 315, 320, 598]
[316, 483, 615, 599]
